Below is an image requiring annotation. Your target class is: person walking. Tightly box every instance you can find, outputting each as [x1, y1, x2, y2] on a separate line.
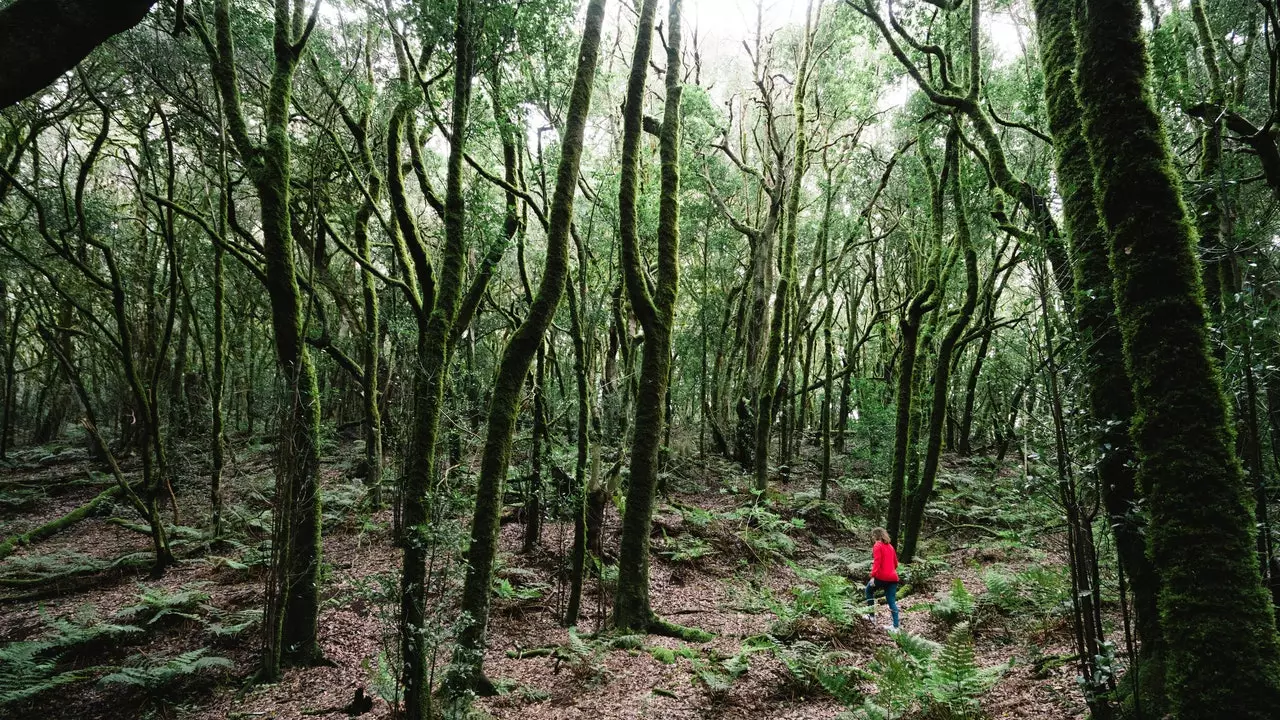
[865, 527, 900, 631]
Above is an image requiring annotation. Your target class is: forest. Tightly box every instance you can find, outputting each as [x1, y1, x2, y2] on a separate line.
[0, 0, 1277, 718]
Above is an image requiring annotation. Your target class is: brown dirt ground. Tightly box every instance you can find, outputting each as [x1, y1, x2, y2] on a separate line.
[0, 441, 1100, 720]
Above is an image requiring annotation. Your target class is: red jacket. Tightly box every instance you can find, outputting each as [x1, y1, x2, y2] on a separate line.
[871, 541, 899, 582]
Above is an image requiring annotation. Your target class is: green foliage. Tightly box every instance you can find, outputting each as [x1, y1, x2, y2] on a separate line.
[492, 577, 546, 602]
[559, 629, 610, 686]
[0, 609, 142, 707]
[752, 635, 863, 704]
[204, 608, 263, 640]
[99, 648, 233, 691]
[900, 555, 951, 591]
[764, 568, 865, 639]
[118, 582, 212, 625]
[980, 566, 1069, 618]
[361, 650, 401, 704]
[928, 578, 976, 625]
[658, 533, 717, 563]
[850, 624, 1006, 720]
[725, 498, 806, 559]
[923, 624, 998, 717]
[690, 645, 756, 699]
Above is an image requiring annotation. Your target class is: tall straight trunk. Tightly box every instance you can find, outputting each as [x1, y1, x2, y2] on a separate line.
[355, 168, 383, 507]
[523, 346, 547, 552]
[900, 128, 977, 563]
[820, 310, 833, 500]
[211, 182, 227, 537]
[207, 0, 324, 676]
[754, 6, 813, 491]
[565, 271, 592, 626]
[614, 0, 697, 636]
[395, 1, 475, 712]
[441, 0, 606, 698]
[1074, 0, 1280, 714]
[0, 282, 15, 460]
[886, 144, 946, 543]
[1031, 0, 1161, 709]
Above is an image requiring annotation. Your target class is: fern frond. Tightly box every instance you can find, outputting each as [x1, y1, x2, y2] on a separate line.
[99, 649, 232, 690]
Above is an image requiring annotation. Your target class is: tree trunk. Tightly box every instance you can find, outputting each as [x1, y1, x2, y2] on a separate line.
[440, 0, 605, 699]
[1074, 0, 1280, 713]
[900, 127, 977, 563]
[1031, 0, 1163, 709]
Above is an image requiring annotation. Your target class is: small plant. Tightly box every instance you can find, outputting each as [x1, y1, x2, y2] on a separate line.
[900, 554, 951, 591]
[559, 629, 610, 686]
[659, 533, 717, 564]
[118, 583, 212, 625]
[929, 578, 976, 625]
[99, 648, 232, 692]
[362, 650, 401, 704]
[690, 645, 755, 699]
[752, 635, 862, 704]
[725, 499, 805, 560]
[851, 623, 1007, 720]
[493, 577, 546, 602]
[980, 566, 1069, 618]
[0, 609, 142, 708]
[204, 608, 262, 640]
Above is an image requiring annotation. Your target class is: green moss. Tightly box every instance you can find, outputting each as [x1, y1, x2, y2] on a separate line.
[1031, 0, 1162, 709]
[442, 0, 606, 700]
[1074, 0, 1280, 715]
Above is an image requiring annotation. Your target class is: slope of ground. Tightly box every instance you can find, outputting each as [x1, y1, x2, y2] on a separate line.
[0, 439, 1102, 720]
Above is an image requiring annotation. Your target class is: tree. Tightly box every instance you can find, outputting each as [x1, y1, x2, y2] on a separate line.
[0, 0, 158, 108]
[1073, 0, 1280, 714]
[441, 0, 607, 700]
[199, 0, 326, 676]
[613, 0, 704, 638]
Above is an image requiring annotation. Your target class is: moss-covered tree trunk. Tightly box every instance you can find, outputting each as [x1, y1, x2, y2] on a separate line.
[565, 272, 593, 626]
[1074, 0, 1280, 714]
[1031, 0, 1163, 710]
[206, 0, 324, 677]
[440, 0, 607, 699]
[394, 2, 474, 712]
[754, 10, 813, 491]
[614, 0, 700, 637]
[900, 128, 978, 563]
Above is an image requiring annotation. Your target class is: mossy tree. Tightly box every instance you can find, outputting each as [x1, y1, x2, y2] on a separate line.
[753, 2, 817, 492]
[1031, 0, 1162, 710]
[1073, 0, 1280, 714]
[198, 0, 326, 677]
[613, 0, 706, 640]
[899, 123, 978, 563]
[440, 0, 607, 701]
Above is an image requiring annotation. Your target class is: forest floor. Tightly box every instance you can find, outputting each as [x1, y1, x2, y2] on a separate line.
[0, 438, 1102, 720]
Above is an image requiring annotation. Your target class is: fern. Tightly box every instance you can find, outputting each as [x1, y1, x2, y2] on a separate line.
[0, 609, 142, 707]
[659, 533, 717, 563]
[851, 624, 1006, 719]
[100, 648, 232, 690]
[981, 570, 1022, 614]
[892, 630, 942, 663]
[924, 623, 1005, 717]
[756, 635, 859, 701]
[929, 578, 976, 625]
[117, 583, 212, 625]
[691, 645, 754, 698]
[204, 608, 262, 639]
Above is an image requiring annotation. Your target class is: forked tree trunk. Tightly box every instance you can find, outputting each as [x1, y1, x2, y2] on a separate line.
[440, 0, 606, 700]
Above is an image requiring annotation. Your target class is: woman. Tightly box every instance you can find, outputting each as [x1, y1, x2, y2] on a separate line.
[864, 527, 900, 631]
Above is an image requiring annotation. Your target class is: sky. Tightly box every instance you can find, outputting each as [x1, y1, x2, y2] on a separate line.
[683, 0, 1029, 113]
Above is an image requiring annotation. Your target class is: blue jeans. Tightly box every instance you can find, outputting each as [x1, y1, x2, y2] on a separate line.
[866, 579, 900, 627]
